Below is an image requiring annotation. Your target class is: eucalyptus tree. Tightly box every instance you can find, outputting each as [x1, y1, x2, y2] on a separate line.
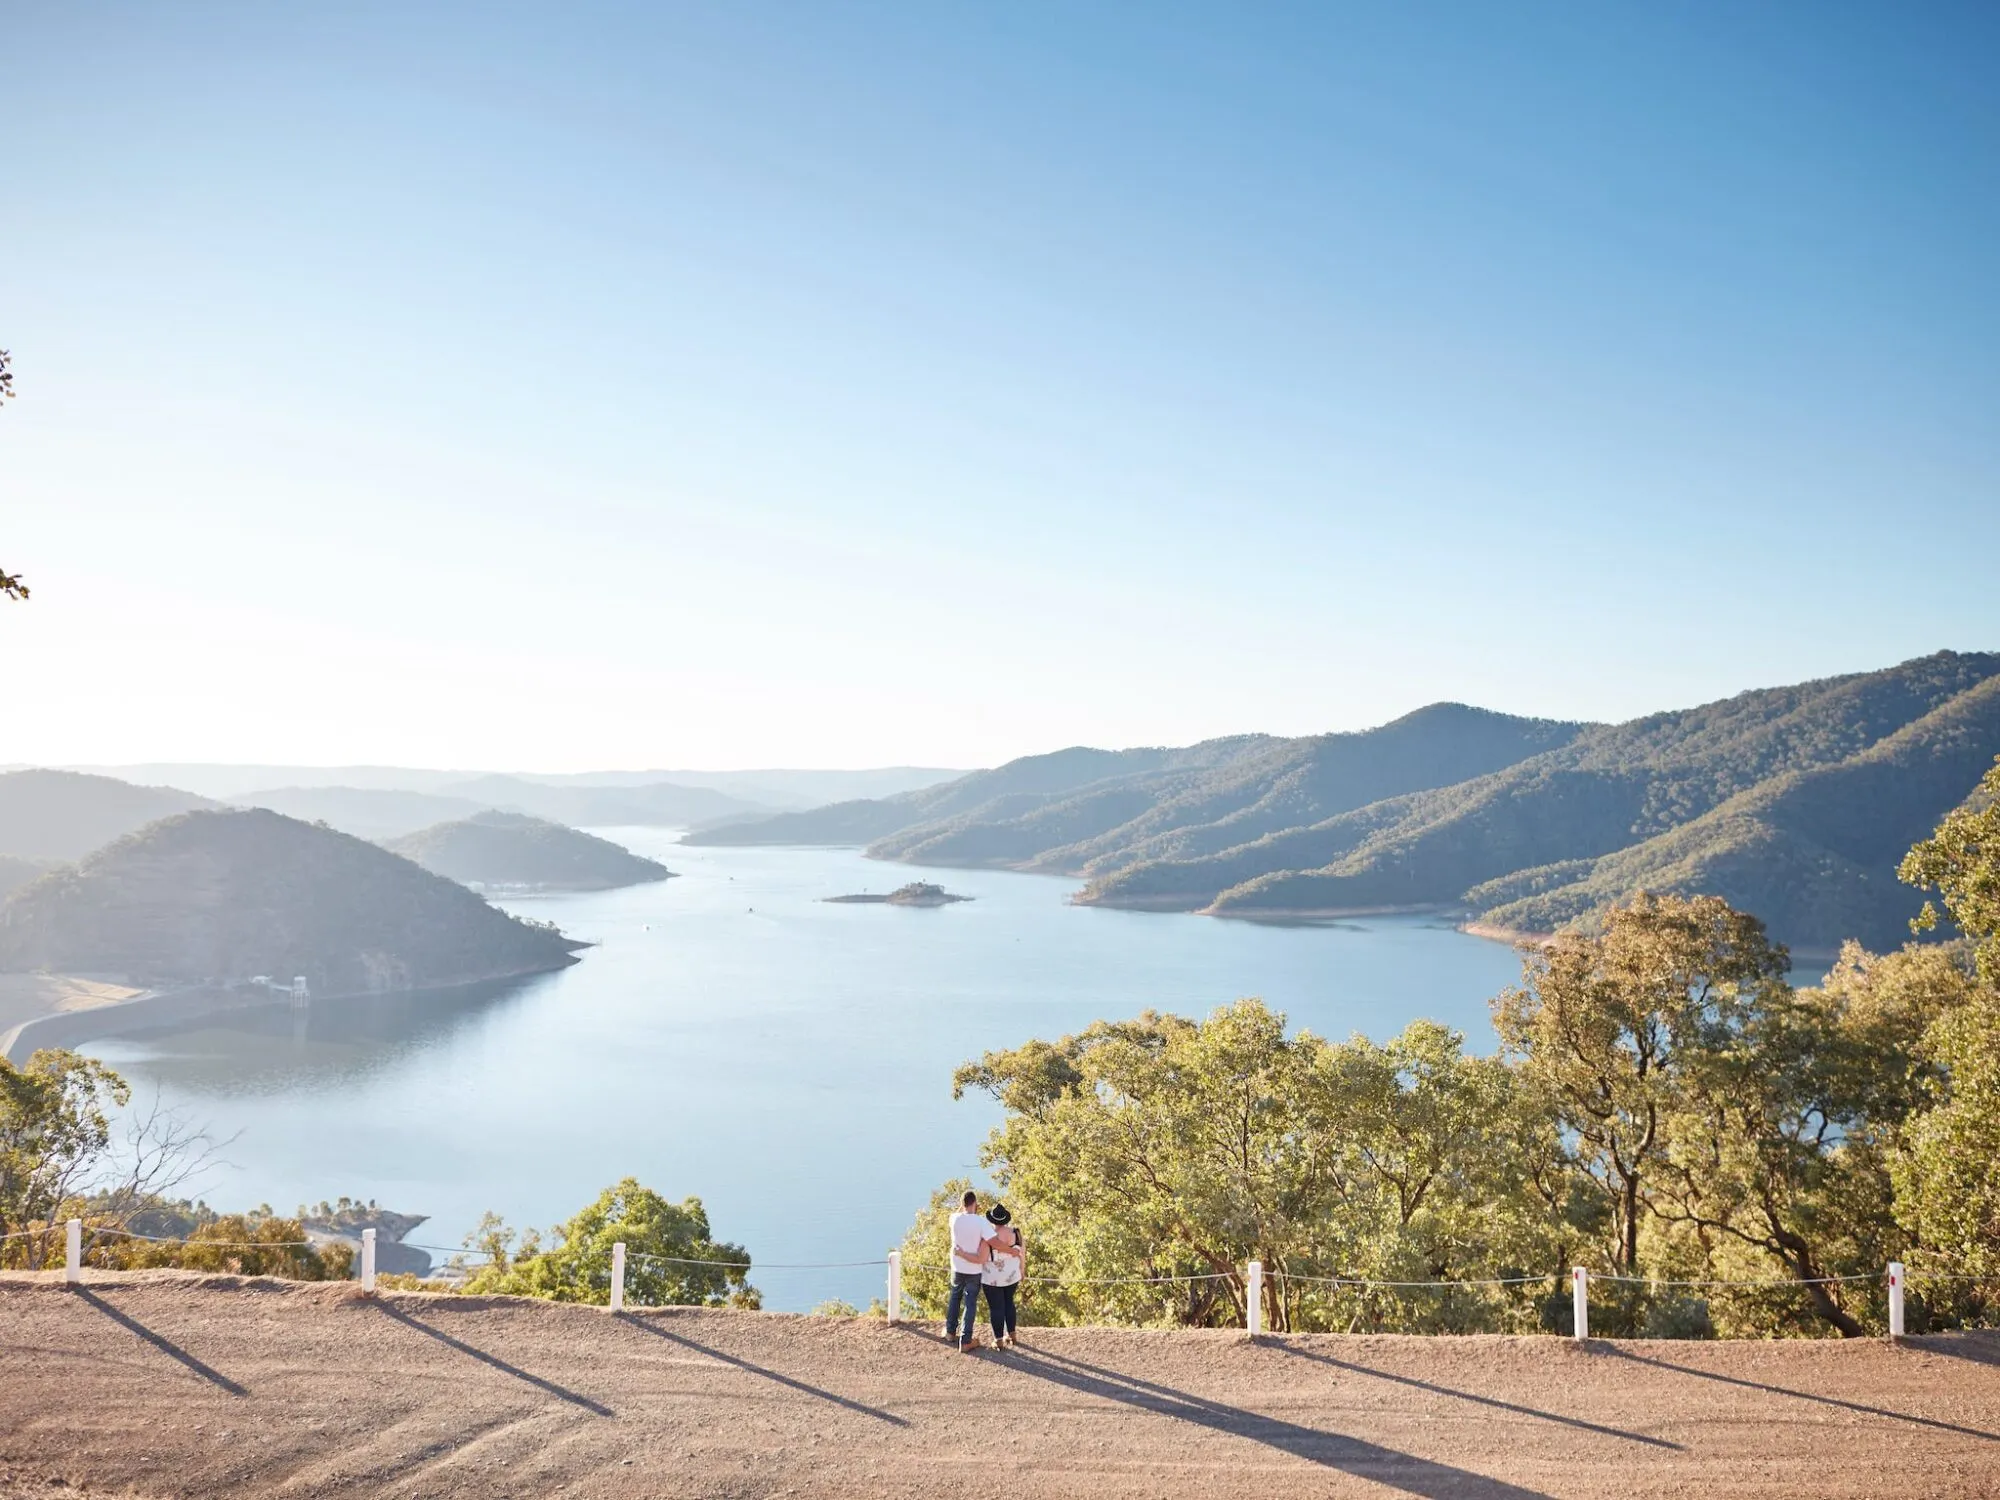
[1893, 757, 2000, 1297]
[457, 1177, 757, 1308]
[940, 1000, 1560, 1333]
[1492, 893, 1791, 1283]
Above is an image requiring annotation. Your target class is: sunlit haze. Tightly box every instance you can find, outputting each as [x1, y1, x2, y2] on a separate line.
[5, 3, 1996, 770]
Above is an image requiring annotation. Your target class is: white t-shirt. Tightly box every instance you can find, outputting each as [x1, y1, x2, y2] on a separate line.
[982, 1228, 1023, 1287]
[949, 1210, 998, 1274]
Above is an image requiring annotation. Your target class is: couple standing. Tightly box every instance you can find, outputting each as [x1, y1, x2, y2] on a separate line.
[946, 1189, 1023, 1353]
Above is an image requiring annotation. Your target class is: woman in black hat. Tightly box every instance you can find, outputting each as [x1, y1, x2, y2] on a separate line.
[981, 1203, 1023, 1348]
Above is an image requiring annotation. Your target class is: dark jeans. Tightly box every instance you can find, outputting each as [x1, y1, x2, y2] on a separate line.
[986, 1281, 1018, 1340]
[947, 1271, 983, 1342]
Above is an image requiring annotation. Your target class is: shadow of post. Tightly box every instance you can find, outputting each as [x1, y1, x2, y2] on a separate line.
[1596, 1346, 2000, 1443]
[615, 1313, 908, 1426]
[1904, 1331, 2000, 1369]
[1275, 1343, 1681, 1450]
[371, 1300, 613, 1416]
[998, 1343, 1560, 1499]
[73, 1288, 247, 1396]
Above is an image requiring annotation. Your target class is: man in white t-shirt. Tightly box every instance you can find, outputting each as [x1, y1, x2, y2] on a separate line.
[946, 1189, 1017, 1351]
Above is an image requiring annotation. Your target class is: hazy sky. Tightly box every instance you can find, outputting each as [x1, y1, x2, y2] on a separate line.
[5, 3, 1996, 771]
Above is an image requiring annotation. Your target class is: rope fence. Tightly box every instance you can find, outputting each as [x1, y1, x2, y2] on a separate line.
[1592, 1271, 1880, 1288]
[17, 1215, 1999, 1340]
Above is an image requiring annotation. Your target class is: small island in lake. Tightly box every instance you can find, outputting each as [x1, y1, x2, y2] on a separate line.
[824, 881, 972, 907]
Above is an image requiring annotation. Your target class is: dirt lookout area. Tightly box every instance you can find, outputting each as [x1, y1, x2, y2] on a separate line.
[5, 1274, 1999, 1499]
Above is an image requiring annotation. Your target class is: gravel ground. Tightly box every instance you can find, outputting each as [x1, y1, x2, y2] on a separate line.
[4, 1271, 1999, 1498]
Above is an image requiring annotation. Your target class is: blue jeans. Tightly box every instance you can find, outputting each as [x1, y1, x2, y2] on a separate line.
[947, 1271, 983, 1341]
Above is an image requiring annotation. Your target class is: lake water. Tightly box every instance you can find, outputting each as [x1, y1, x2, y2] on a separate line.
[87, 834, 1528, 1310]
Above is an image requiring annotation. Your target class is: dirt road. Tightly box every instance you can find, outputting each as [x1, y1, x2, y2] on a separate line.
[4, 1272, 1998, 1498]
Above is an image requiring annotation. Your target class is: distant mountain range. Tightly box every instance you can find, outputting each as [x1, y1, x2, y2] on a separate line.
[227, 778, 765, 838]
[228, 786, 489, 839]
[0, 770, 215, 860]
[0, 809, 583, 992]
[385, 811, 673, 891]
[32, 762, 968, 809]
[687, 652, 2000, 952]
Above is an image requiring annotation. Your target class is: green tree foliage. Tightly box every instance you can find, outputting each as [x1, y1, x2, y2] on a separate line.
[1894, 993, 2000, 1286]
[456, 1178, 758, 1308]
[0, 1049, 328, 1276]
[1902, 754, 2000, 983]
[95, 1213, 352, 1280]
[1645, 946, 1948, 1336]
[1495, 895, 1792, 1282]
[0, 1050, 128, 1262]
[929, 845, 2000, 1338]
[935, 1003, 1569, 1334]
[1890, 756, 2000, 1323]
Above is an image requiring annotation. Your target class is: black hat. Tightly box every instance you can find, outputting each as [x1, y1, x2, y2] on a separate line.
[986, 1203, 1011, 1225]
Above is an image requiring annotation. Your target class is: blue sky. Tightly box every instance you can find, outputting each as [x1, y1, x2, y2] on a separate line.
[4, 2, 1996, 769]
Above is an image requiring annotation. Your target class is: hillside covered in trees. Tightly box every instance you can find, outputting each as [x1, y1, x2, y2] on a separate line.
[385, 810, 673, 891]
[691, 652, 2000, 951]
[687, 704, 1584, 859]
[0, 808, 584, 993]
[906, 767, 2000, 1340]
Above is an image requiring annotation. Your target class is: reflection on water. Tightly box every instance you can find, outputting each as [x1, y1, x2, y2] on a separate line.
[110, 975, 559, 1096]
[88, 836, 1529, 1310]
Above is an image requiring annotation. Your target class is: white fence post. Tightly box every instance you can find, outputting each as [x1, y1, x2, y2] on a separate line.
[886, 1251, 902, 1324]
[610, 1242, 626, 1312]
[361, 1228, 377, 1293]
[1246, 1260, 1264, 1337]
[66, 1219, 82, 1284]
[1572, 1267, 1589, 1342]
[1888, 1262, 1905, 1339]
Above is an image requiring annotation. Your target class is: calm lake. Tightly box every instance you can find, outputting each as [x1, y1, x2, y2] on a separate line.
[88, 833, 1530, 1310]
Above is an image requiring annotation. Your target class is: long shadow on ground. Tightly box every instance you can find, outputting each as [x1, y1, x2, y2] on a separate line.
[1909, 1332, 2000, 1369]
[908, 1330, 1556, 1500]
[616, 1313, 907, 1427]
[372, 1301, 612, 1417]
[1275, 1343, 1681, 1451]
[73, 1288, 247, 1396]
[1596, 1346, 2000, 1443]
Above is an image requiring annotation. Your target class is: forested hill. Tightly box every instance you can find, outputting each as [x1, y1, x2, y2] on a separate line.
[1139, 651, 2000, 950]
[684, 705, 1584, 859]
[0, 769, 214, 860]
[0, 809, 584, 992]
[385, 811, 672, 891]
[688, 651, 2000, 951]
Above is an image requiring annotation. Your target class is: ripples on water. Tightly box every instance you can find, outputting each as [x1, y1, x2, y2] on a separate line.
[89, 834, 1530, 1309]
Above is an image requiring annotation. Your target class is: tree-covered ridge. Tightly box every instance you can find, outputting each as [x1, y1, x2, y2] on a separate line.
[0, 808, 583, 993]
[683, 737, 1286, 850]
[1199, 655, 2000, 949]
[694, 651, 2000, 951]
[0, 856, 52, 903]
[1472, 676, 2000, 948]
[384, 810, 673, 891]
[686, 705, 1583, 872]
